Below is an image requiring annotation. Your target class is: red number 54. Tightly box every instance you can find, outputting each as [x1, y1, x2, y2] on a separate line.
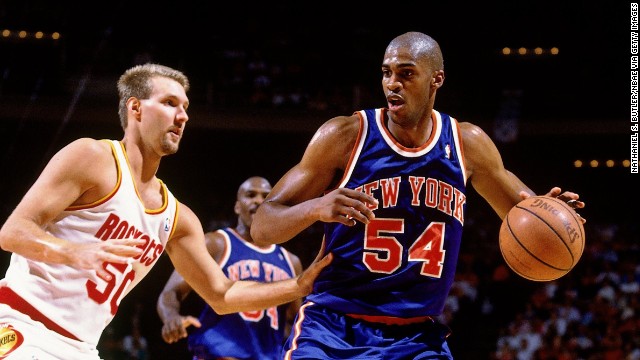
[363, 218, 446, 278]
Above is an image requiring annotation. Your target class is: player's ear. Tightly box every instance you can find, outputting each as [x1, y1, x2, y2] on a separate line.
[128, 97, 142, 120]
[432, 70, 445, 89]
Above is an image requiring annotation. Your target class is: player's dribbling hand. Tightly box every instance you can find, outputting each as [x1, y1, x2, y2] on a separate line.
[161, 315, 202, 344]
[519, 187, 586, 224]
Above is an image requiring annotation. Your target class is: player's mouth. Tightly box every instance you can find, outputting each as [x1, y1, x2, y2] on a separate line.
[168, 127, 182, 140]
[387, 95, 404, 111]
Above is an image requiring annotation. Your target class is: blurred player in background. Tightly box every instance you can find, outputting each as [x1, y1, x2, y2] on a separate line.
[158, 176, 304, 359]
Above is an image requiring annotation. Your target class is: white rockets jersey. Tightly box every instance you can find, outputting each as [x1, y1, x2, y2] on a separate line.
[1, 139, 179, 346]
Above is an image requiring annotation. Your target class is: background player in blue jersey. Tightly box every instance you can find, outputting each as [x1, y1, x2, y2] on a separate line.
[250, 32, 586, 359]
[157, 176, 304, 360]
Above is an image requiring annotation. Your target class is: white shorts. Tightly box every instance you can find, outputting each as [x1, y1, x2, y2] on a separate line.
[0, 305, 101, 360]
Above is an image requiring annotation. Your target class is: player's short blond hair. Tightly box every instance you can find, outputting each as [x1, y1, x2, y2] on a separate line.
[116, 63, 190, 129]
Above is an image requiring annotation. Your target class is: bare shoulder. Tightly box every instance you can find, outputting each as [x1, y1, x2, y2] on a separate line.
[170, 202, 205, 242]
[458, 121, 504, 178]
[203, 230, 227, 261]
[459, 122, 498, 156]
[313, 114, 360, 142]
[266, 113, 363, 203]
[56, 138, 113, 168]
[52, 138, 116, 198]
[306, 114, 361, 167]
[458, 122, 489, 146]
[10, 138, 117, 209]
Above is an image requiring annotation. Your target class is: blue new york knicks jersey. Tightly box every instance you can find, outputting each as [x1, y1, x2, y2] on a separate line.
[306, 108, 467, 318]
[187, 228, 296, 360]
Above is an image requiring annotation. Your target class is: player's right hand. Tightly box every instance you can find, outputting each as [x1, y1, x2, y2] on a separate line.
[161, 315, 202, 344]
[314, 188, 377, 226]
[68, 238, 146, 281]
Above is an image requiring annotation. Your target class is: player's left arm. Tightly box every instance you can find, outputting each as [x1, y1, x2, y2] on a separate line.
[157, 270, 202, 343]
[166, 203, 332, 315]
[460, 122, 584, 220]
[461, 122, 534, 219]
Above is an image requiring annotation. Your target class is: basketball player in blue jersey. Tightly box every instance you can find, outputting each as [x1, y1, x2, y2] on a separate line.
[251, 32, 586, 359]
[157, 176, 303, 360]
[0, 63, 330, 360]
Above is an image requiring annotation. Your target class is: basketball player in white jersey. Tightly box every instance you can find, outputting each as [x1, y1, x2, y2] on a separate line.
[0, 63, 331, 360]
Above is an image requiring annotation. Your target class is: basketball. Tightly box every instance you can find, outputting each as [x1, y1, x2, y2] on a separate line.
[499, 196, 585, 282]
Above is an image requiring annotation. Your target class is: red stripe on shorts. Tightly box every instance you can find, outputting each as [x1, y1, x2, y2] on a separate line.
[0, 286, 80, 341]
[346, 313, 435, 326]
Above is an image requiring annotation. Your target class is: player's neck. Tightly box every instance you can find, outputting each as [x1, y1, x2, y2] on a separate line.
[234, 223, 252, 242]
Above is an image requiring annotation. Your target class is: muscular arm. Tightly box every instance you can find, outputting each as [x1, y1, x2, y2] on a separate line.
[0, 138, 144, 280]
[166, 205, 331, 315]
[251, 115, 377, 245]
[462, 122, 585, 221]
[461, 122, 534, 219]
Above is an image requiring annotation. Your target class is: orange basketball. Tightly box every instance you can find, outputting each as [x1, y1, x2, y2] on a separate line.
[499, 196, 585, 282]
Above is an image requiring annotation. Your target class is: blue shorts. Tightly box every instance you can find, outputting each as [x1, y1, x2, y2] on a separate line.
[283, 301, 453, 360]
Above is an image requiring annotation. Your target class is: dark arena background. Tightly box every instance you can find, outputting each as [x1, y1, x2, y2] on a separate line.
[0, 1, 635, 359]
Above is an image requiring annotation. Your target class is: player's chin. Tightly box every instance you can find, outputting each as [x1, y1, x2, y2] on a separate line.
[161, 139, 180, 155]
[387, 105, 407, 119]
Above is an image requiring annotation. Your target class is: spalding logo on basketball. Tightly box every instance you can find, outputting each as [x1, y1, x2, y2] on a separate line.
[499, 196, 585, 282]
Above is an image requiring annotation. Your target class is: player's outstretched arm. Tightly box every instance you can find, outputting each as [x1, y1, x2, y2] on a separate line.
[519, 187, 586, 223]
[166, 203, 332, 315]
